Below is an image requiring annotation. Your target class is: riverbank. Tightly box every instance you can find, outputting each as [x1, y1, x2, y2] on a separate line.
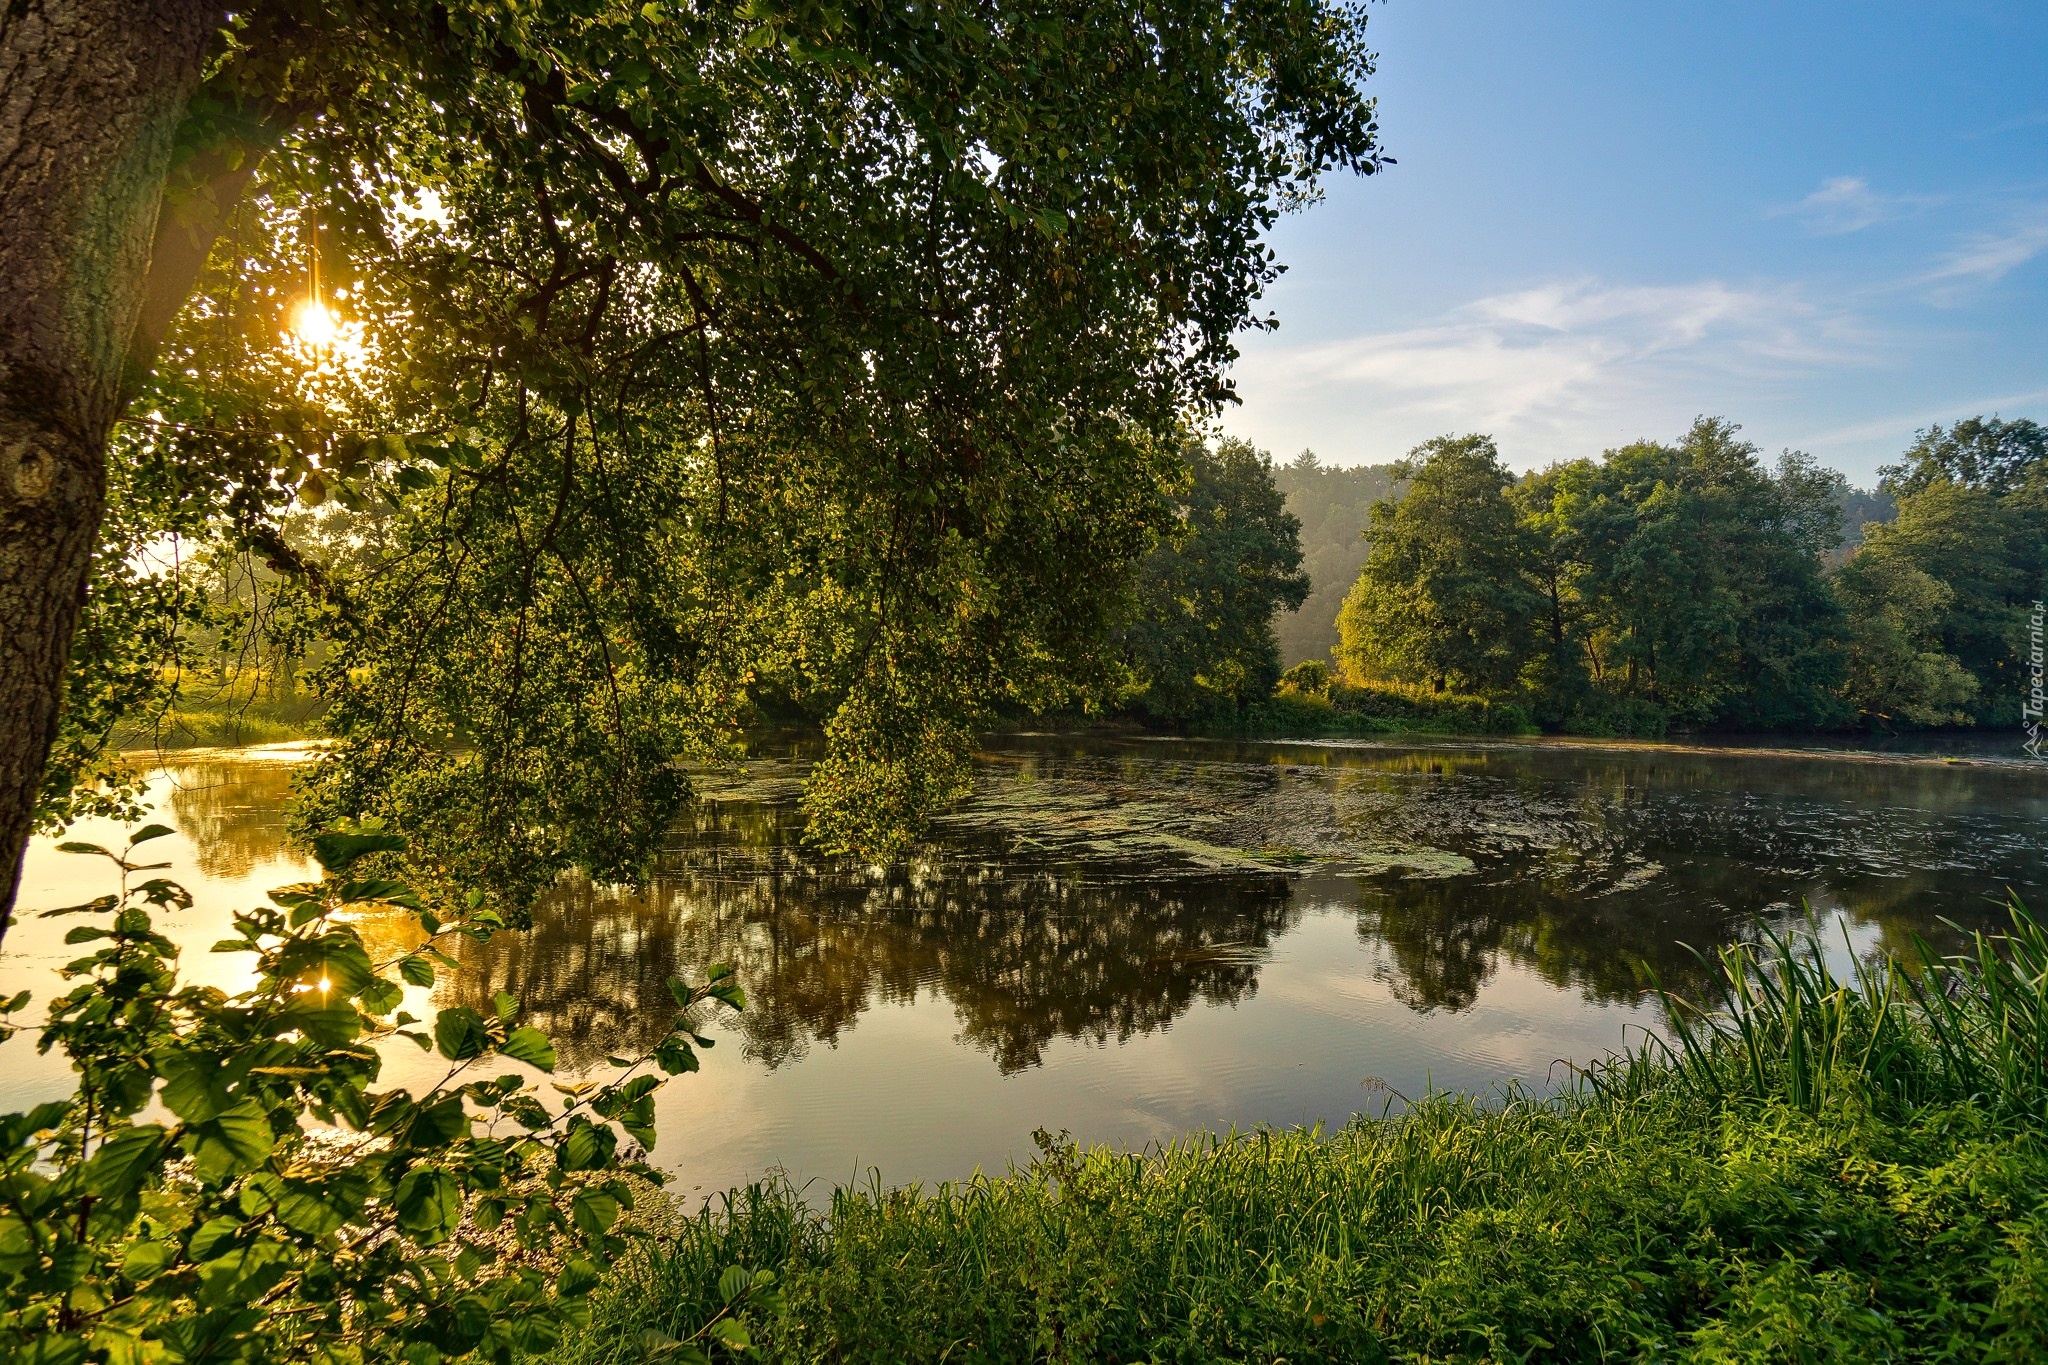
[556, 905, 2048, 1363]
[109, 680, 325, 752]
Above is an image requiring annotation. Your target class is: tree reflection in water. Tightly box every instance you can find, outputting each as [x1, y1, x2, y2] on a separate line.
[159, 753, 303, 880]
[127, 737, 2044, 1084]
[448, 800, 1301, 1073]
[442, 735, 2041, 1073]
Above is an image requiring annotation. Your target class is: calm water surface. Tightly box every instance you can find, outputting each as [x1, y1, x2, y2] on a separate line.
[4, 734, 2044, 1198]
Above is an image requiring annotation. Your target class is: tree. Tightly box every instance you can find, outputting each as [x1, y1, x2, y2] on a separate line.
[1336, 434, 1539, 694]
[0, 0, 1389, 928]
[1883, 416, 2048, 499]
[1522, 419, 1842, 728]
[1834, 546, 1978, 727]
[1865, 416, 2048, 725]
[1120, 437, 1308, 723]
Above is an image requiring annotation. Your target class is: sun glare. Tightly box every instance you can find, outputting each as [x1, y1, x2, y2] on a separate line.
[285, 292, 370, 375]
[290, 295, 340, 348]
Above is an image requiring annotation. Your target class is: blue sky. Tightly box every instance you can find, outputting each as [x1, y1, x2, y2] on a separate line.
[1222, 0, 2048, 485]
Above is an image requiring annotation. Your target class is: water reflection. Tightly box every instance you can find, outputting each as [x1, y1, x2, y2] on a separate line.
[158, 749, 305, 880]
[451, 802, 1302, 1074]
[439, 736, 2043, 1077]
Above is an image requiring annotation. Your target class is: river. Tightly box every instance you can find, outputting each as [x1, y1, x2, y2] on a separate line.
[4, 732, 2043, 1199]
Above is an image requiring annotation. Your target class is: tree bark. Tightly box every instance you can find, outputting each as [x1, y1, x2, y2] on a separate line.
[0, 0, 220, 938]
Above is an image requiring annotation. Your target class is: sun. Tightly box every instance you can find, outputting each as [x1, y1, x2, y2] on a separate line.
[290, 295, 339, 348]
[285, 291, 369, 372]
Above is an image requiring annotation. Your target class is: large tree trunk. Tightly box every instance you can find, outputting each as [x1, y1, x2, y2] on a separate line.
[0, 0, 219, 938]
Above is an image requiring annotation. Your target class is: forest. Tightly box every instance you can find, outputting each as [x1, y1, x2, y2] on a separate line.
[1118, 414, 2044, 740]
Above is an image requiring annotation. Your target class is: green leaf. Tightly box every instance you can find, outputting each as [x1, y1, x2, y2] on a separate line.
[190, 1215, 246, 1262]
[309, 829, 407, 873]
[405, 1095, 471, 1148]
[78, 1123, 166, 1197]
[655, 1039, 699, 1075]
[718, 1264, 750, 1304]
[359, 978, 404, 1016]
[284, 993, 363, 1047]
[188, 1100, 276, 1184]
[195, 1236, 291, 1307]
[501, 1026, 557, 1072]
[556, 1255, 602, 1296]
[400, 955, 437, 987]
[571, 1188, 620, 1237]
[557, 1120, 617, 1172]
[435, 1007, 491, 1061]
[305, 939, 377, 996]
[492, 990, 518, 1022]
[20, 1338, 89, 1365]
[708, 1318, 752, 1351]
[129, 823, 177, 846]
[158, 1049, 233, 1122]
[275, 1185, 349, 1239]
[121, 1239, 176, 1280]
[393, 1167, 462, 1242]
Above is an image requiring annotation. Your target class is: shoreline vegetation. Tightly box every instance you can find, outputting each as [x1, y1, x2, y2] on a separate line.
[557, 902, 2048, 1363]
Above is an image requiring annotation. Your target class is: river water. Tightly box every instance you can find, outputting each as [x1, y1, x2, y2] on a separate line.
[4, 733, 2044, 1198]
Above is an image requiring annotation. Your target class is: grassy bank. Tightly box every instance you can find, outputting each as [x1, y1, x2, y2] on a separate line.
[560, 905, 2048, 1363]
[1208, 677, 1538, 740]
[109, 672, 325, 752]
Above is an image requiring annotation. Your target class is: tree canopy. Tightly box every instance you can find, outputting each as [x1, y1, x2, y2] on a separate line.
[1327, 414, 2047, 736]
[5, 0, 1390, 922]
[1119, 436, 1308, 723]
[1335, 434, 1539, 695]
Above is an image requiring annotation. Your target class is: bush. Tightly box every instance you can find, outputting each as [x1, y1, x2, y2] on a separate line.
[1556, 693, 1669, 739]
[0, 826, 768, 1365]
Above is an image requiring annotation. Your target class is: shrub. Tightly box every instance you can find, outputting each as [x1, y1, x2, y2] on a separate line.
[0, 825, 769, 1365]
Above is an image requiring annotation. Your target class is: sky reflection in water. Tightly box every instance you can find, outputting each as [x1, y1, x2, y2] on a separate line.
[4, 734, 2043, 1198]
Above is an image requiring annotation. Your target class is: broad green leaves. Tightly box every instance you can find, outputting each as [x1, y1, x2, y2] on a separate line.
[0, 829, 746, 1363]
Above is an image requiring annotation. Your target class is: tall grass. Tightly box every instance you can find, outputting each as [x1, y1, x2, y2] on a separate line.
[561, 899, 2048, 1363]
[1617, 894, 2048, 1121]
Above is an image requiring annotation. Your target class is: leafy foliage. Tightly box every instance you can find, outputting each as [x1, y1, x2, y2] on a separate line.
[47, 0, 1391, 900]
[1846, 419, 2048, 726]
[1335, 434, 1540, 695]
[1118, 437, 1309, 723]
[1325, 414, 2048, 736]
[0, 825, 762, 1364]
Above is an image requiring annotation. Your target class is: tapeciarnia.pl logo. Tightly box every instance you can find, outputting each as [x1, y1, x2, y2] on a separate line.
[2026, 600, 2045, 759]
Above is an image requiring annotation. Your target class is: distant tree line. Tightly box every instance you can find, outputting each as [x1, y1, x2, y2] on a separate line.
[1271, 453, 1403, 665]
[1331, 415, 2046, 734]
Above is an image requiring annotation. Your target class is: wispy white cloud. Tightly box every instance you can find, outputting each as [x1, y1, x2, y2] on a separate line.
[1773, 176, 1896, 235]
[1790, 387, 2048, 452]
[1925, 207, 2048, 284]
[1228, 278, 1873, 465]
